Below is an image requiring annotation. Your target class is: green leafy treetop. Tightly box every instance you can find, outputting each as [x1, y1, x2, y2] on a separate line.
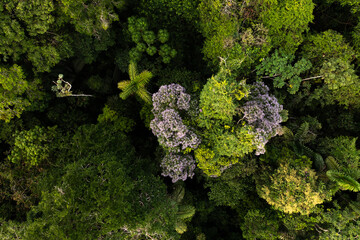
[258, 162, 329, 215]
[0, 64, 44, 122]
[118, 61, 153, 104]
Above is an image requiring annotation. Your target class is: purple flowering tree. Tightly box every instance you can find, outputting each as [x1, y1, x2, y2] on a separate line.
[160, 153, 196, 183]
[241, 82, 284, 155]
[150, 109, 200, 152]
[150, 84, 200, 182]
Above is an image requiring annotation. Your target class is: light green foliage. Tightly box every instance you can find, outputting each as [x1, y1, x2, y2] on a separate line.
[118, 62, 153, 104]
[0, 11, 26, 61]
[196, 67, 257, 176]
[256, 50, 312, 94]
[198, 68, 249, 128]
[302, 30, 356, 68]
[321, 58, 358, 90]
[0, 64, 43, 122]
[318, 58, 360, 108]
[58, 0, 124, 35]
[128, 17, 177, 63]
[5, 0, 55, 36]
[0, 219, 27, 240]
[259, 163, 327, 215]
[318, 201, 360, 239]
[25, 42, 61, 73]
[300, 30, 360, 107]
[319, 137, 360, 192]
[326, 170, 360, 192]
[260, 0, 315, 53]
[8, 126, 57, 167]
[52, 74, 93, 98]
[241, 209, 280, 240]
[198, 0, 271, 69]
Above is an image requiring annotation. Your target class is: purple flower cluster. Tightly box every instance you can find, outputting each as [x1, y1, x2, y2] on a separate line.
[151, 84, 200, 182]
[160, 152, 196, 183]
[152, 84, 191, 114]
[150, 109, 200, 151]
[242, 82, 283, 155]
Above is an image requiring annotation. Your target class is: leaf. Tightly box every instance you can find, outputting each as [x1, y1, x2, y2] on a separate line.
[326, 170, 360, 192]
[177, 205, 195, 220]
[117, 80, 130, 90]
[136, 70, 153, 86]
[128, 61, 137, 81]
[325, 156, 341, 171]
[294, 122, 309, 143]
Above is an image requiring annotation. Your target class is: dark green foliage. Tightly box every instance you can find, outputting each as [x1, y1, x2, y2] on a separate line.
[127, 17, 177, 63]
[241, 209, 280, 240]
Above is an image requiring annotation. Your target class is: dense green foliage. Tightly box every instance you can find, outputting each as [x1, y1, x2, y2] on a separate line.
[1, 0, 360, 239]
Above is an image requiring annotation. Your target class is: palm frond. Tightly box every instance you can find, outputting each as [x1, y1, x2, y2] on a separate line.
[120, 84, 136, 100]
[117, 80, 131, 90]
[175, 220, 187, 234]
[326, 170, 360, 192]
[177, 205, 196, 220]
[171, 185, 185, 203]
[325, 156, 341, 171]
[136, 70, 153, 86]
[128, 61, 137, 81]
[136, 87, 152, 104]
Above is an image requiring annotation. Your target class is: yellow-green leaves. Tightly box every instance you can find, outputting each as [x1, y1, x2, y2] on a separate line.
[0, 64, 43, 122]
[118, 62, 153, 104]
[259, 163, 327, 215]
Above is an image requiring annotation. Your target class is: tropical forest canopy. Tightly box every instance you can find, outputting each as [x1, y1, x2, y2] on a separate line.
[1, 0, 360, 239]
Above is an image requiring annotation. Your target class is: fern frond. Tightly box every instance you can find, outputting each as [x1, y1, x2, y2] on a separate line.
[294, 122, 309, 143]
[302, 145, 315, 158]
[325, 156, 341, 171]
[128, 61, 137, 81]
[136, 88, 152, 104]
[313, 153, 326, 171]
[293, 141, 305, 157]
[326, 170, 360, 192]
[343, 168, 360, 180]
[117, 80, 131, 90]
[177, 205, 196, 220]
[136, 70, 153, 86]
[282, 126, 294, 142]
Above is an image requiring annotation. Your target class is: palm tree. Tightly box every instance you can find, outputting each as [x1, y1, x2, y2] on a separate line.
[117, 62, 153, 104]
